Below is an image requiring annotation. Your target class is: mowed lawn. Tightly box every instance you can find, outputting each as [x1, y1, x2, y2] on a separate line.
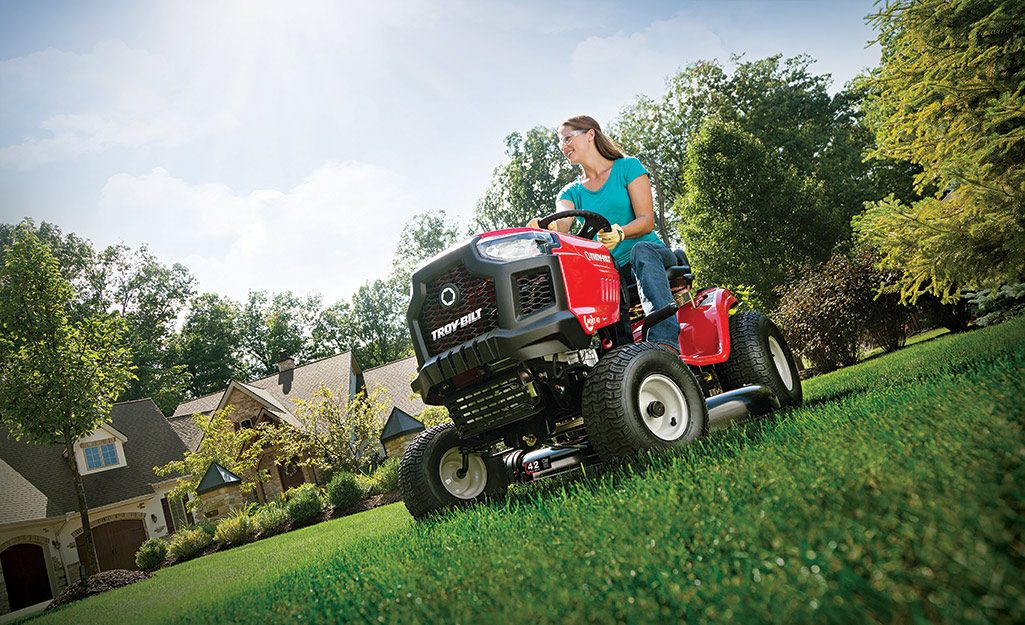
[27, 317, 1025, 625]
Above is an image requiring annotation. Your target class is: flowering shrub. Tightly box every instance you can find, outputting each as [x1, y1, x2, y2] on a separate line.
[167, 526, 212, 563]
[135, 537, 167, 571]
[213, 509, 257, 547]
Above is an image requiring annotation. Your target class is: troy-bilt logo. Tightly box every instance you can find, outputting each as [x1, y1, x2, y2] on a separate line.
[583, 251, 611, 264]
[582, 314, 603, 332]
[431, 308, 483, 341]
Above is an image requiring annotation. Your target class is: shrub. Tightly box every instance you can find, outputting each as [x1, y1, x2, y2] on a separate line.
[213, 509, 257, 547]
[135, 537, 167, 571]
[167, 526, 212, 563]
[254, 502, 289, 533]
[775, 250, 912, 372]
[285, 483, 324, 524]
[368, 456, 400, 494]
[327, 471, 367, 509]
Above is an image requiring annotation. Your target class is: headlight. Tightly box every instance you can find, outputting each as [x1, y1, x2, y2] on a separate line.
[476, 231, 558, 261]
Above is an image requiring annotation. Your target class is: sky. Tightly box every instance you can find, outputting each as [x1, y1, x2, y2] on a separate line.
[0, 0, 882, 306]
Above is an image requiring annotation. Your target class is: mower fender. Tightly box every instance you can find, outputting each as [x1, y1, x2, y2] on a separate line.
[676, 287, 738, 366]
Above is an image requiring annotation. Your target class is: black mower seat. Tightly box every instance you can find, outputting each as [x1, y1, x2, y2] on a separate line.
[623, 248, 695, 310]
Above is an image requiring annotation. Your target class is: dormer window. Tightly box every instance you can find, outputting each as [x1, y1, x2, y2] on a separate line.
[83, 439, 119, 470]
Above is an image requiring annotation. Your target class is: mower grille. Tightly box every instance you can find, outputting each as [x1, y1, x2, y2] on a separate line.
[516, 270, 555, 317]
[447, 371, 539, 438]
[420, 264, 499, 356]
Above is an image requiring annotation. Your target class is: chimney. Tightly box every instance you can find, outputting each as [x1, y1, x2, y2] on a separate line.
[276, 349, 295, 372]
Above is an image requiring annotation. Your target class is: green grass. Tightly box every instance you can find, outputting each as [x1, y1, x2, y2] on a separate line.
[29, 318, 1025, 625]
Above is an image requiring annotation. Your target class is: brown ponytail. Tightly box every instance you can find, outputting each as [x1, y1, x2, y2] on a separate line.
[560, 115, 625, 161]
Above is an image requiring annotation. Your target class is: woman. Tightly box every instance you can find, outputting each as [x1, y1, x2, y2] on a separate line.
[529, 115, 681, 354]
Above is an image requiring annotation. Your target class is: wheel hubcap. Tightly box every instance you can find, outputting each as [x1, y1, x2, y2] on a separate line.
[439, 448, 487, 499]
[637, 374, 689, 441]
[768, 336, 794, 390]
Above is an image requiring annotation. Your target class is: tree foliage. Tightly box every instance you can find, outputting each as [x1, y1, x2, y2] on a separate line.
[95, 244, 195, 413]
[677, 118, 841, 311]
[0, 220, 134, 575]
[272, 384, 392, 474]
[152, 407, 271, 511]
[774, 250, 914, 373]
[472, 126, 577, 233]
[860, 0, 1025, 301]
[614, 55, 897, 243]
[170, 293, 246, 397]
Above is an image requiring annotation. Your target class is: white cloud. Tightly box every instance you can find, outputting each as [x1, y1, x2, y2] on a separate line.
[98, 161, 418, 303]
[0, 40, 204, 168]
[570, 13, 725, 100]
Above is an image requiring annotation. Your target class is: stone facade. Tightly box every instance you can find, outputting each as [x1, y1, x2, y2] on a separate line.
[383, 432, 420, 459]
[196, 485, 246, 524]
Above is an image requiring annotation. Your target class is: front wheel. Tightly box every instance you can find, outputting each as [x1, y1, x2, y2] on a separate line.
[717, 310, 803, 408]
[582, 342, 708, 463]
[398, 422, 508, 520]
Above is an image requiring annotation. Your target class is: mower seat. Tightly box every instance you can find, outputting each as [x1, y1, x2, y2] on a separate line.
[623, 248, 694, 310]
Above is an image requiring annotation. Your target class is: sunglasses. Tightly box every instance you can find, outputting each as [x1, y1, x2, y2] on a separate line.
[557, 129, 588, 146]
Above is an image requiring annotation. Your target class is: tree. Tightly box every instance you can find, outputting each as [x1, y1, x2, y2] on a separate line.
[273, 384, 392, 474]
[392, 209, 462, 275]
[774, 249, 914, 373]
[860, 0, 1025, 301]
[0, 220, 104, 319]
[471, 126, 578, 233]
[613, 55, 892, 243]
[239, 291, 327, 376]
[170, 293, 246, 397]
[346, 275, 413, 369]
[677, 118, 841, 311]
[153, 407, 271, 512]
[94, 244, 196, 413]
[0, 220, 134, 576]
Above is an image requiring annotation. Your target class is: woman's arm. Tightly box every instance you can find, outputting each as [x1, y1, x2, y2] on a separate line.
[527, 199, 576, 233]
[621, 174, 655, 238]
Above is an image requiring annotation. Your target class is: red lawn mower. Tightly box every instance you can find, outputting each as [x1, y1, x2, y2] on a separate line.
[398, 210, 802, 519]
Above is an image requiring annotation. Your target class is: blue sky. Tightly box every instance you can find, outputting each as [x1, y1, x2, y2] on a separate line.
[0, 0, 881, 305]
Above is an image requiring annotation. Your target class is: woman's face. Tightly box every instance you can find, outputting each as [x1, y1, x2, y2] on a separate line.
[557, 125, 590, 163]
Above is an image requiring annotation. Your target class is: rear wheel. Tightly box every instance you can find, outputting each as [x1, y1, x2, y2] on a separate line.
[398, 422, 508, 520]
[582, 342, 708, 463]
[717, 310, 802, 407]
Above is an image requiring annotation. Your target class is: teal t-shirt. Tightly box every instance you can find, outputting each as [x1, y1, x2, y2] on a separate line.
[557, 157, 662, 267]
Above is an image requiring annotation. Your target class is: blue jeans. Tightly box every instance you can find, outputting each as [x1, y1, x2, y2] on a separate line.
[628, 241, 680, 351]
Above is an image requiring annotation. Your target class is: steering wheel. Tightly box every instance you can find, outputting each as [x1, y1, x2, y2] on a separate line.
[537, 210, 611, 242]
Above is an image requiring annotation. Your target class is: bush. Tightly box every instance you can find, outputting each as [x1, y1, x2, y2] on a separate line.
[327, 471, 367, 509]
[368, 456, 401, 494]
[775, 250, 912, 372]
[135, 537, 167, 571]
[213, 509, 257, 547]
[254, 502, 289, 533]
[284, 483, 324, 524]
[167, 526, 212, 563]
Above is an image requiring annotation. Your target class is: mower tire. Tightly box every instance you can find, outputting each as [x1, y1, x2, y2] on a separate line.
[717, 310, 802, 408]
[398, 422, 508, 520]
[582, 342, 707, 463]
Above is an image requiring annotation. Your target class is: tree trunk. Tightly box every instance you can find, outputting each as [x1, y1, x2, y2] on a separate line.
[64, 434, 99, 577]
[650, 163, 669, 245]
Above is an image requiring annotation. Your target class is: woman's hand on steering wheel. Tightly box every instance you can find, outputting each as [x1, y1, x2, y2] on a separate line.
[535, 209, 611, 241]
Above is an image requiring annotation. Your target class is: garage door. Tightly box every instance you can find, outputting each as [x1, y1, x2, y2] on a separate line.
[1, 543, 53, 611]
[76, 519, 147, 572]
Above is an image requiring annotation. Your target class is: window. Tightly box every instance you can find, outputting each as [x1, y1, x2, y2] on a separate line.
[82, 439, 119, 470]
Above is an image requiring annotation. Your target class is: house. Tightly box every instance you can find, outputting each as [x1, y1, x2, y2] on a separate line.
[167, 352, 425, 506]
[0, 399, 189, 619]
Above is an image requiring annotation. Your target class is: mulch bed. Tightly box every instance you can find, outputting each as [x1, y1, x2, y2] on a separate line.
[46, 569, 153, 610]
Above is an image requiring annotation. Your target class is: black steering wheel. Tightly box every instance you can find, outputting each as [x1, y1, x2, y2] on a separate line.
[537, 210, 611, 241]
